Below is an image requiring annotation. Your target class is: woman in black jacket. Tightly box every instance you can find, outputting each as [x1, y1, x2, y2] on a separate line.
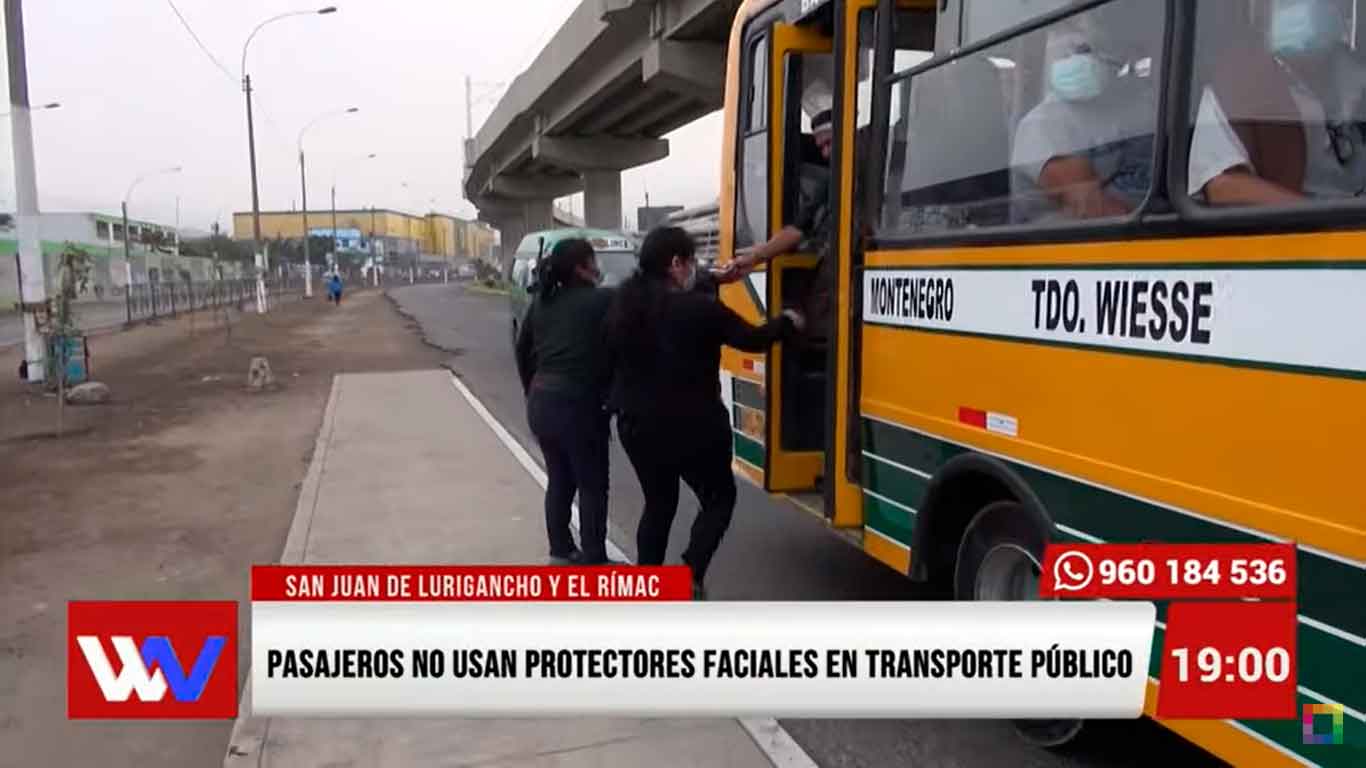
[514, 238, 615, 565]
[607, 227, 801, 598]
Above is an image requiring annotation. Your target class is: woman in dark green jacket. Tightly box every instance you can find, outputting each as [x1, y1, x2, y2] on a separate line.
[514, 238, 615, 564]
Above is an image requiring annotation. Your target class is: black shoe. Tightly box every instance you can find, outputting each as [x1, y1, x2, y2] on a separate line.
[548, 549, 583, 566]
[692, 580, 707, 601]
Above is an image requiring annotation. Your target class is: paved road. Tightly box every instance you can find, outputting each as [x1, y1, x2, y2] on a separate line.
[0, 302, 128, 349]
[388, 283, 1225, 768]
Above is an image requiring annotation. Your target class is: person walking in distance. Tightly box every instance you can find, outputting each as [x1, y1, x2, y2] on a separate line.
[327, 272, 343, 305]
[607, 227, 802, 599]
[515, 238, 616, 565]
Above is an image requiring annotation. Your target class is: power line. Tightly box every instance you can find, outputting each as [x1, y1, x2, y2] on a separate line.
[163, 0, 291, 151]
[164, 0, 237, 85]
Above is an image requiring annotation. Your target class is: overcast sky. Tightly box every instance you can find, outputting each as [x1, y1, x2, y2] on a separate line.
[0, 0, 721, 235]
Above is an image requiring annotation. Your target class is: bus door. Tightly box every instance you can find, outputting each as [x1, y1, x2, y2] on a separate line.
[764, 17, 833, 492]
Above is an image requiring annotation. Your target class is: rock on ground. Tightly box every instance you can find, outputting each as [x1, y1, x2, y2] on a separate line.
[64, 381, 110, 405]
[247, 356, 275, 390]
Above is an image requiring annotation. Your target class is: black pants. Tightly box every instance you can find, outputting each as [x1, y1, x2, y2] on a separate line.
[526, 387, 610, 562]
[617, 403, 737, 584]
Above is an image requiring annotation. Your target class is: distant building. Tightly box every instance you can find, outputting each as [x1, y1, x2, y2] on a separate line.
[232, 209, 496, 266]
[0, 211, 239, 307]
[637, 205, 684, 232]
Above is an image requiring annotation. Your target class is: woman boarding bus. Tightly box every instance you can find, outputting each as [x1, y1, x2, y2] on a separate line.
[608, 227, 801, 599]
[514, 238, 615, 565]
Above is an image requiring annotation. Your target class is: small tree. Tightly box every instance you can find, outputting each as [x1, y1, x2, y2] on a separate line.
[39, 243, 93, 435]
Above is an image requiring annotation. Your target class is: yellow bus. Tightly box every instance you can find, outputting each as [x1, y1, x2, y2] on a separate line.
[714, 0, 1363, 764]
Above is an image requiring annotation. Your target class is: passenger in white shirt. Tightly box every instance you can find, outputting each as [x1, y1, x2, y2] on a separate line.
[1011, 24, 1161, 222]
[1190, 0, 1366, 205]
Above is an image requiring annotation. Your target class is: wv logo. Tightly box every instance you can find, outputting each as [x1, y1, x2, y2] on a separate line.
[76, 636, 226, 703]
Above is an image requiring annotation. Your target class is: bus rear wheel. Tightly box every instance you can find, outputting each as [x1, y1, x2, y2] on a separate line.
[953, 499, 1084, 749]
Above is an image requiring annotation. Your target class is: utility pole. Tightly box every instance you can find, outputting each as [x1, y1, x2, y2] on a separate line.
[300, 149, 311, 296]
[244, 73, 266, 313]
[6, 0, 46, 382]
[240, 8, 339, 310]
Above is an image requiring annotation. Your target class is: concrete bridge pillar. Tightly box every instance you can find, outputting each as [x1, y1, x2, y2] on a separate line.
[523, 199, 554, 235]
[488, 198, 555, 269]
[583, 170, 622, 231]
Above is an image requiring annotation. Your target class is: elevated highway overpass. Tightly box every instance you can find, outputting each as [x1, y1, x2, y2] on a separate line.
[464, 0, 740, 262]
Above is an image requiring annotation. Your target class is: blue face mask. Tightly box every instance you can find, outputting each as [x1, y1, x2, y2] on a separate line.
[1050, 53, 1109, 101]
[1271, 0, 1346, 56]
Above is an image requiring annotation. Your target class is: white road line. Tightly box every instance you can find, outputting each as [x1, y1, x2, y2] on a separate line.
[445, 370, 821, 768]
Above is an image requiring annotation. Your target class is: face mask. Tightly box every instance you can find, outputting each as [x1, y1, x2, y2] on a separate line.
[680, 261, 698, 291]
[1050, 53, 1109, 101]
[1270, 0, 1346, 56]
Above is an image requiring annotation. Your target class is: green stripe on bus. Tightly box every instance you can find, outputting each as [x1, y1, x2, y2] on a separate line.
[862, 490, 915, 547]
[862, 455, 929, 513]
[861, 418, 1365, 640]
[733, 432, 764, 469]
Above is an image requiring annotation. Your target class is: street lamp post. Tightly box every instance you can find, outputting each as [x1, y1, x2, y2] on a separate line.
[330, 152, 375, 280]
[241, 5, 336, 312]
[122, 166, 182, 321]
[298, 105, 357, 298]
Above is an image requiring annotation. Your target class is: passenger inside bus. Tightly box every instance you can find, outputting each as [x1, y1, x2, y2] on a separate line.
[1010, 3, 1162, 221]
[1189, 0, 1366, 204]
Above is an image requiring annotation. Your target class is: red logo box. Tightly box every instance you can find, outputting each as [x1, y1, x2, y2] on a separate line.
[68, 601, 237, 719]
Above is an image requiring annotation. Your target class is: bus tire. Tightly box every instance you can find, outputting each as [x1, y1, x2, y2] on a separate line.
[953, 499, 1084, 749]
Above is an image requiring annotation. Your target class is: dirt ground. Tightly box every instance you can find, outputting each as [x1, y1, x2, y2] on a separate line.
[0, 289, 443, 768]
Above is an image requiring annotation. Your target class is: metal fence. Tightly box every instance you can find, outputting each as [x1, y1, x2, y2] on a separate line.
[124, 277, 304, 324]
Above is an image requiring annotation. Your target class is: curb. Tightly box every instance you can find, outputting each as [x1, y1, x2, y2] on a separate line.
[222, 374, 344, 765]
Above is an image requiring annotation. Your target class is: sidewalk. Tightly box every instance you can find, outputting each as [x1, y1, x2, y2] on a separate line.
[223, 369, 782, 768]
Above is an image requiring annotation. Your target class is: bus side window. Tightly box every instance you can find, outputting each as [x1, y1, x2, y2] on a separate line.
[736, 34, 770, 249]
[878, 0, 1165, 236]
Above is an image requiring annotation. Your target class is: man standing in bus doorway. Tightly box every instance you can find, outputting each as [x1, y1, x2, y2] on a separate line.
[721, 87, 836, 345]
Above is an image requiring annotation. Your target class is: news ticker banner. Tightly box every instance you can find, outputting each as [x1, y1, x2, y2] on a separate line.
[251, 590, 1154, 717]
[67, 544, 1342, 733]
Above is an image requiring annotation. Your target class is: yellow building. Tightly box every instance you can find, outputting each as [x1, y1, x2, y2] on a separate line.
[232, 208, 495, 263]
